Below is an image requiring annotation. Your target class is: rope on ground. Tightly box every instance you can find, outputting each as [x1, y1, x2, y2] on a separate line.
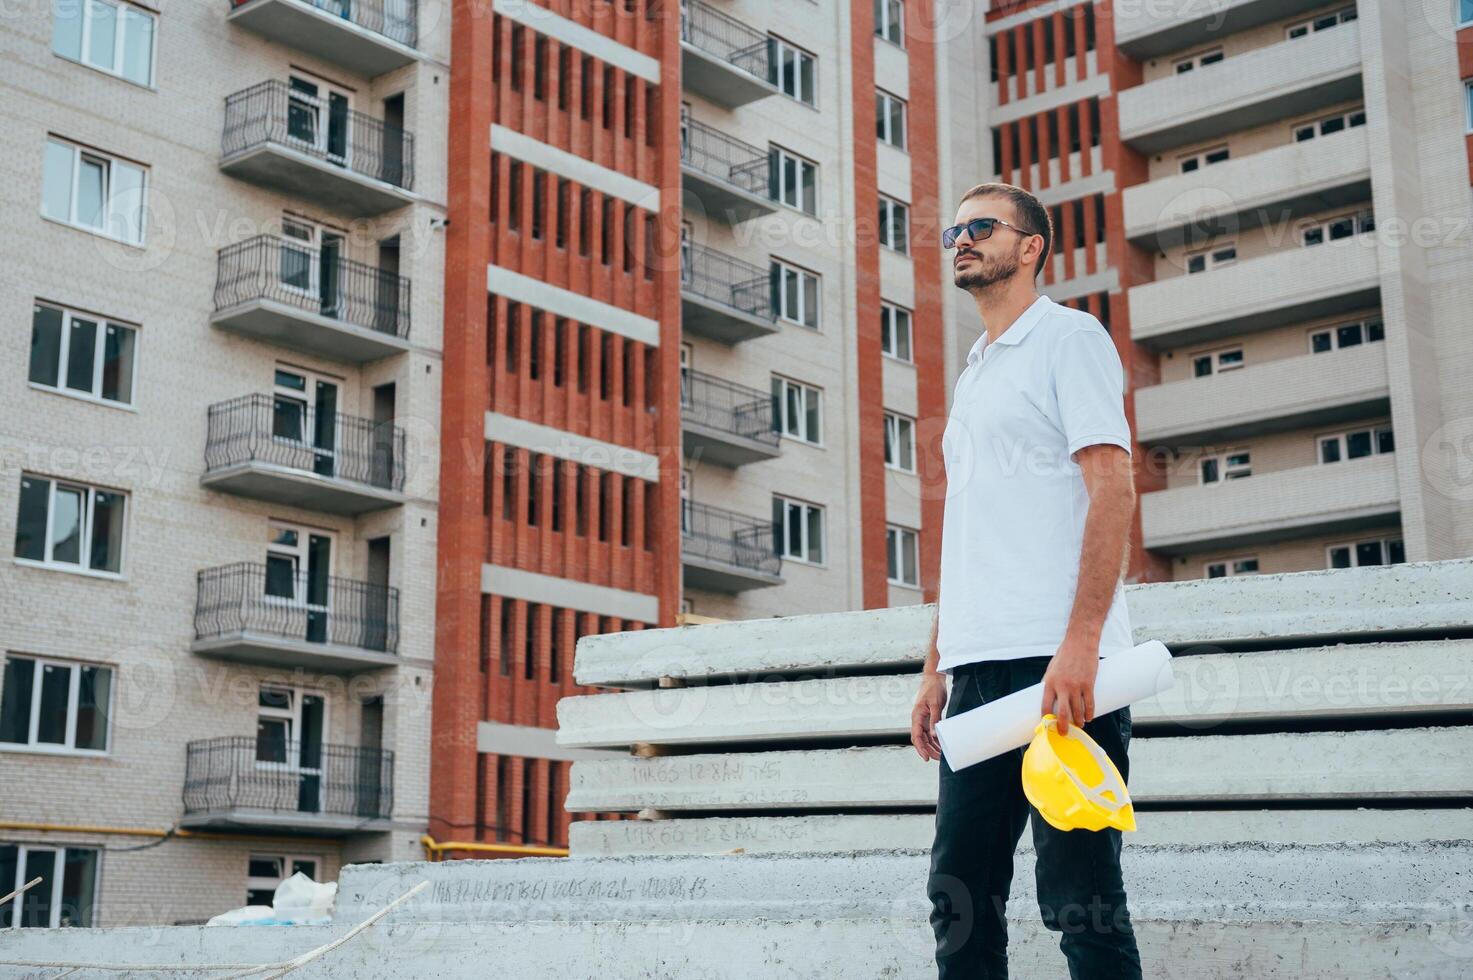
[0, 879, 429, 977]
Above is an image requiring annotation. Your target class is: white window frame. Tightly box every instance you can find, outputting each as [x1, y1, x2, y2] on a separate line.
[1204, 556, 1259, 578]
[1, 843, 100, 928]
[1191, 346, 1243, 378]
[1286, 6, 1355, 39]
[286, 74, 354, 166]
[1172, 47, 1223, 73]
[772, 259, 820, 329]
[874, 0, 904, 46]
[774, 495, 825, 565]
[772, 375, 823, 445]
[1318, 425, 1394, 465]
[246, 853, 321, 907]
[771, 146, 818, 215]
[1326, 536, 1404, 569]
[1185, 243, 1236, 274]
[28, 302, 139, 409]
[40, 137, 147, 246]
[1301, 210, 1374, 247]
[886, 524, 919, 587]
[880, 303, 913, 363]
[14, 474, 128, 577]
[1291, 107, 1366, 142]
[883, 411, 916, 473]
[271, 365, 343, 475]
[876, 89, 906, 149]
[0, 654, 113, 756]
[1199, 450, 1250, 484]
[51, 0, 157, 87]
[1177, 145, 1229, 173]
[1308, 317, 1384, 354]
[263, 522, 336, 624]
[254, 684, 329, 813]
[878, 195, 909, 254]
[768, 35, 816, 106]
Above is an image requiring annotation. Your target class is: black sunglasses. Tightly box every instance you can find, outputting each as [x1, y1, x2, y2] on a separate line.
[941, 216, 1035, 249]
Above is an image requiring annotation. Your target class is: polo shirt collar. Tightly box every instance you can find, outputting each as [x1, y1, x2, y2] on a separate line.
[966, 293, 1053, 366]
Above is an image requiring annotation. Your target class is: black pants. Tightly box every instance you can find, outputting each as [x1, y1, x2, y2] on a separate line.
[927, 656, 1143, 980]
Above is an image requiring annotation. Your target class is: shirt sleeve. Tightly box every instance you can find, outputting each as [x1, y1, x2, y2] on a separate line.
[1053, 325, 1133, 459]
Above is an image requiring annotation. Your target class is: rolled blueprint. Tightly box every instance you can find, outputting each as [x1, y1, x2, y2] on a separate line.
[934, 639, 1174, 771]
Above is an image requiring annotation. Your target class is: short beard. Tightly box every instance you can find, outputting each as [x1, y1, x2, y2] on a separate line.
[953, 247, 1022, 295]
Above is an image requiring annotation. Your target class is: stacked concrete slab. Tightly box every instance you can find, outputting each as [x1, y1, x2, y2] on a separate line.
[3, 561, 1472, 978]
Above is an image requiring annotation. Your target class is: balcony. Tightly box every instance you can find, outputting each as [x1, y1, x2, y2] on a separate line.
[1114, 0, 1333, 59]
[1129, 237, 1380, 350]
[680, 118, 776, 224]
[225, 0, 419, 76]
[221, 80, 417, 217]
[681, 370, 781, 468]
[1137, 344, 1390, 447]
[191, 562, 400, 671]
[1118, 25, 1362, 155]
[682, 500, 782, 592]
[212, 235, 412, 363]
[182, 735, 394, 835]
[1141, 454, 1400, 555]
[680, 0, 779, 108]
[1123, 127, 1371, 251]
[201, 393, 406, 515]
[680, 242, 777, 344]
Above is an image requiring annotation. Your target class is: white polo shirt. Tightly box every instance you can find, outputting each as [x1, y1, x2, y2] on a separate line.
[936, 293, 1134, 674]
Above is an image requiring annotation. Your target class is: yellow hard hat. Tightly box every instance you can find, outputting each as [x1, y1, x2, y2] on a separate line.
[1021, 714, 1137, 833]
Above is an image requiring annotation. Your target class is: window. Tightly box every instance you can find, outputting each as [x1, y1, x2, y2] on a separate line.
[1310, 318, 1384, 353]
[881, 303, 912, 362]
[0, 655, 112, 753]
[770, 146, 818, 214]
[0, 844, 99, 927]
[1463, 0, 1473, 27]
[771, 259, 819, 329]
[1302, 210, 1374, 246]
[878, 196, 909, 254]
[1466, 80, 1473, 133]
[772, 495, 824, 563]
[886, 525, 918, 586]
[1199, 451, 1250, 484]
[1205, 557, 1259, 578]
[1328, 537, 1404, 569]
[768, 36, 815, 105]
[28, 303, 137, 406]
[877, 90, 906, 149]
[1287, 6, 1355, 38]
[883, 411, 916, 472]
[1292, 107, 1366, 141]
[1319, 425, 1394, 464]
[1172, 47, 1223, 73]
[41, 138, 146, 245]
[254, 687, 326, 816]
[14, 474, 126, 574]
[247, 855, 320, 907]
[51, 0, 155, 86]
[771, 375, 822, 444]
[1178, 145, 1229, 173]
[874, 0, 903, 45]
[1185, 244, 1236, 274]
[1191, 347, 1243, 378]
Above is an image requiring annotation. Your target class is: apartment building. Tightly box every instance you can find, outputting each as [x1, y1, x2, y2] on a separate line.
[953, 0, 1473, 584]
[0, 0, 445, 926]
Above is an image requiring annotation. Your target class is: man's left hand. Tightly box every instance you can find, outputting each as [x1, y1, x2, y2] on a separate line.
[1040, 632, 1099, 735]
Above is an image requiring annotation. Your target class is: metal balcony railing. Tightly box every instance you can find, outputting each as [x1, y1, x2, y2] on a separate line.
[680, 242, 772, 321]
[204, 393, 406, 492]
[680, 117, 770, 197]
[228, 0, 418, 48]
[184, 735, 394, 820]
[681, 500, 782, 576]
[214, 235, 412, 340]
[223, 79, 415, 190]
[194, 561, 400, 653]
[680, 0, 769, 79]
[681, 369, 779, 446]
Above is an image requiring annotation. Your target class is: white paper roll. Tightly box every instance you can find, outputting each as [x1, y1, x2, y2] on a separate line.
[934, 640, 1174, 771]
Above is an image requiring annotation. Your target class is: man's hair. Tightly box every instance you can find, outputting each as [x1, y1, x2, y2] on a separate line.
[957, 182, 1052, 280]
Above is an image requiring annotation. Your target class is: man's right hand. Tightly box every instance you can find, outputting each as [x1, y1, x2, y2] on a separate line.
[911, 671, 948, 762]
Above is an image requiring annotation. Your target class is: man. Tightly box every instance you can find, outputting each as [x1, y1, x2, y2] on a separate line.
[912, 182, 1144, 980]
